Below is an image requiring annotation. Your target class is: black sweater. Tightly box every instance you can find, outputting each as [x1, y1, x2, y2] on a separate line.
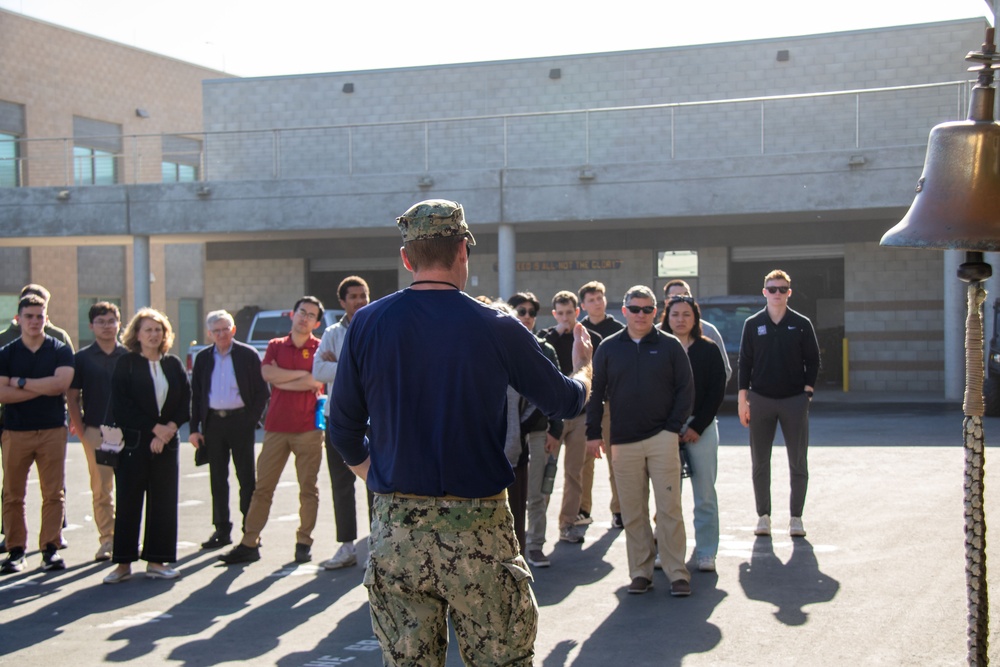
[686, 337, 726, 436]
[586, 328, 694, 443]
[738, 307, 820, 399]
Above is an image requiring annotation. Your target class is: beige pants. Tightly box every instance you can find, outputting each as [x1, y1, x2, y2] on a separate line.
[81, 426, 116, 545]
[1, 428, 67, 551]
[242, 429, 323, 547]
[611, 430, 689, 583]
[581, 406, 618, 515]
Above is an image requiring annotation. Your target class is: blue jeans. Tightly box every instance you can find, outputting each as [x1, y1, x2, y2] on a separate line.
[683, 419, 719, 559]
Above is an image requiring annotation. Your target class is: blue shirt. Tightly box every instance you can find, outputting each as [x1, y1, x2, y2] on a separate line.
[330, 289, 586, 497]
[209, 345, 246, 410]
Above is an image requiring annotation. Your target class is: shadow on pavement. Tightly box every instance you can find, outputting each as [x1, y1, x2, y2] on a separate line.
[738, 536, 839, 625]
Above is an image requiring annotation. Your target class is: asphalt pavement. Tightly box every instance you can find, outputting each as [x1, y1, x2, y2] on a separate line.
[1, 394, 999, 665]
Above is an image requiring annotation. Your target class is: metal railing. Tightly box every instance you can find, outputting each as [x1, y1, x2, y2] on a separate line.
[0, 81, 971, 188]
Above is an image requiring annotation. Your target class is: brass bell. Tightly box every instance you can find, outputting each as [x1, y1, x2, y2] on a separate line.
[881, 29, 1000, 252]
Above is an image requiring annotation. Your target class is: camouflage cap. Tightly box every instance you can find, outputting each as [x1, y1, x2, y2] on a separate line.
[396, 199, 477, 246]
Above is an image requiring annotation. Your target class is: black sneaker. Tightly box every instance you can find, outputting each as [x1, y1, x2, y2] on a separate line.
[294, 543, 312, 563]
[218, 544, 260, 565]
[42, 544, 66, 571]
[201, 531, 233, 550]
[611, 513, 624, 529]
[1, 547, 26, 574]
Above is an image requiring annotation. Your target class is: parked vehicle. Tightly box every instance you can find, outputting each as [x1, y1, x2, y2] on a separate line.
[186, 307, 344, 374]
[696, 295, 762, 394]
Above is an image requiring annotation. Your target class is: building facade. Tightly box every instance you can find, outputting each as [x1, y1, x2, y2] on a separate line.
[0, 13, 990, 393]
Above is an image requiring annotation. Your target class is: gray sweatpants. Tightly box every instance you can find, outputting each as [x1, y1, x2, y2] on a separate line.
[748, 391, 810, 517]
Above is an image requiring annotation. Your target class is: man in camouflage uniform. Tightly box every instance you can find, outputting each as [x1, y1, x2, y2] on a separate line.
[330, 199, 593, 666]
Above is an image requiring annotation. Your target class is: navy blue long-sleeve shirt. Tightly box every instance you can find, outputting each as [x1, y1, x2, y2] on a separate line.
[330, 289, 587, 497]
[738, 307, 820, 399]
[586, 328, 694, 444]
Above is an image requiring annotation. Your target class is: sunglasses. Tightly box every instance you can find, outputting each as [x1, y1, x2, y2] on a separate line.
[668, 295, 694, 305]
[765, 286, 790, 294]
[625, 305, 656, 314]
[516, 307, 537, 317]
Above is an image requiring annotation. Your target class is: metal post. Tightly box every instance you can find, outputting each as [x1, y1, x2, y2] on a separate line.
[133, 235, 151, 310]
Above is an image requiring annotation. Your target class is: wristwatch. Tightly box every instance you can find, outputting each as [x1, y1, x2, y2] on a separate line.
[17, 377, 26, 389]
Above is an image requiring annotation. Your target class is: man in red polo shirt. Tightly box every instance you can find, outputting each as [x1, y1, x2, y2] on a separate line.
[220, 297, 325, 565]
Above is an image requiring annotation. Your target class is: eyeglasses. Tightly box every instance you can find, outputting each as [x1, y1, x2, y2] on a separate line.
[210, 327, 233, 336]
[765, 286, 790, 294]
[625, 305, 656, 315]
[668, 296, 694, 305]
[296, 308, 319, 321]
[93, 318, 119, 326]
[466, 240, 473, 257]
[516, 307, 537, 318]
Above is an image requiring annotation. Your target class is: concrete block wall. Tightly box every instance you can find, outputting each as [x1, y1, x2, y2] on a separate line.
[201, 20, 985, 180]
[844, 241, 944, 392]
[30, 247, 78, 344]
[203, 258, 307, 321]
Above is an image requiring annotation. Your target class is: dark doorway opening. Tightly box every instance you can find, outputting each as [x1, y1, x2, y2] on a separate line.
[308, 269, 399, 313]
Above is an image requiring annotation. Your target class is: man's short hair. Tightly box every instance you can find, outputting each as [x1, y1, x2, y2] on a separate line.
[551, 290, 578, 309]
[89, 301, 121, 323]
[338, 276, 370, 302]
[623, 285, 656, 304]
[18, 293, 46, 314]
[294, 296, 325, 322]
[508, 292, 541, 312]
[205, 310, 235, 329]
[764, 269, 791, 285]
[578, 281, 606, 302]
[404, 236, 467, 272]
[663, 279, 691, 296]
[20, 283, 51, 302]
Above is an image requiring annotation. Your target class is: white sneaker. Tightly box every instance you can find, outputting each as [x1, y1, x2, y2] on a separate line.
[94, 542, 113, 562]
[321, 543, 358, 570]
[654, 554, 662, 570]
[789, 517, 806, 537]
[697, 555, 716, 572]
[754, 515, 771, 536]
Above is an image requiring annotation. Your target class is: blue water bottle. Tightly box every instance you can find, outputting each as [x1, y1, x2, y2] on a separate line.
[315, 395, 327, 430]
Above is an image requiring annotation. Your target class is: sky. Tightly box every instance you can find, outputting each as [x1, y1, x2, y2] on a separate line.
[0, 0, 994, 78]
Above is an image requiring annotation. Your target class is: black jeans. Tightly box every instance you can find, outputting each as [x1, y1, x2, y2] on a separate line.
[205, 410, 257, 534]
[324, 425, 372, 543]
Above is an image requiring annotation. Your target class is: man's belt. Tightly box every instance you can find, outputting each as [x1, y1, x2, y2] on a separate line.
[383, 490, 508, 502]
[208, 407, 246, 418]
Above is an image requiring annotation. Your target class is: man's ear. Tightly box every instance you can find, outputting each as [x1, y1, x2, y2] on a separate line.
[400, 246, 414, 272]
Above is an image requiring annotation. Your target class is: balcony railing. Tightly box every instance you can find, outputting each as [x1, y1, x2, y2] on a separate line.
[1, 81, 971, 188]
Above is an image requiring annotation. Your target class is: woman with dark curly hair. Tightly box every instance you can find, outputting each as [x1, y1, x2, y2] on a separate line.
[103, 308, 190, 584]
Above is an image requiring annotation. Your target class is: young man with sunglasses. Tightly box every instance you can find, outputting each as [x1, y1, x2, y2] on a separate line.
[737, 270, 820, 539]
[586, 285, 694, 596]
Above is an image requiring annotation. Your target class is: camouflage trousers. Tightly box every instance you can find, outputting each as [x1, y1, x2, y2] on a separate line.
[365, 493, 538, 667]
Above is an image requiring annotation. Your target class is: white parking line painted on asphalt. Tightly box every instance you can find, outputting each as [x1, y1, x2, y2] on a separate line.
[267, 564, 323, 578]
[98, 611, 173, 628]
[0, 579, 39, 593]
[184, 471, 210, 479]
[178, 499, 203, 507]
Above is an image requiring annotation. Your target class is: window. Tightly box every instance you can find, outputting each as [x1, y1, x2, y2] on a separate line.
[74, 146, 117, 185]
[77, 296, 123, 348]
[161, 135, 201, 183]
[657, 250, 698, 278]
[73, 116, 121, 186]
[0, 133, 18, 187]
[0, 294, 19, 326]
[0, 101, 25, 187]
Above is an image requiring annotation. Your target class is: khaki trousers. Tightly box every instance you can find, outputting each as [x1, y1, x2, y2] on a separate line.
[241, 429, 323, 547]
[81, 426, 116, 545]
[555, 414, 588, 530]
[581, 406, 619, 515]
[611, 430, 689, 583]
[1, 428, 67, 551]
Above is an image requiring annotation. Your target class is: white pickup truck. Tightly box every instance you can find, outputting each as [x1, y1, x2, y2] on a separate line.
[185, 307, 344, 373]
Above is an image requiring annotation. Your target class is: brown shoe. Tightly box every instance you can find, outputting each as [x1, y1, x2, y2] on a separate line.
[628, 577, 653, 594]
[670, 579, 692, 597]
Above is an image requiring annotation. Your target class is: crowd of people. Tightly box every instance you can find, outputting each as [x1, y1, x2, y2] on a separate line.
[0, 200, 821, 665]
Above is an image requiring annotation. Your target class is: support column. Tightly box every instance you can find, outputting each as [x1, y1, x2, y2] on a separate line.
[133, 235, 151, 311]
[945, 249, 966, 401]
[497, 223, 516, 301]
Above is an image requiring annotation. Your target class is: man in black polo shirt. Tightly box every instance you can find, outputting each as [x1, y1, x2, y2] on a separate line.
[67, 302, 127, 562]
[737, 269, 820, 539]
[0, 294, 75, 573]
